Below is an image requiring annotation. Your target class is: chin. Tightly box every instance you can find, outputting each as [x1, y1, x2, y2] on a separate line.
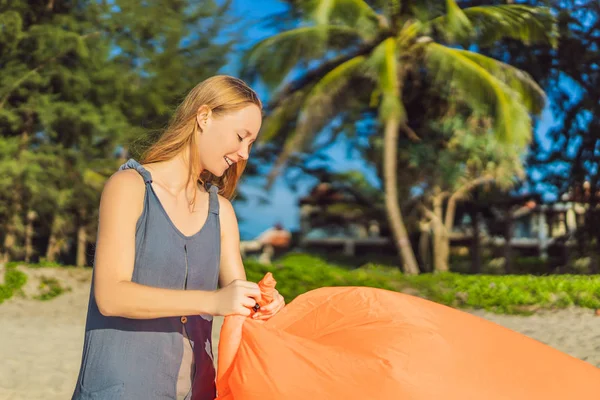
[206, 167, 226, 178]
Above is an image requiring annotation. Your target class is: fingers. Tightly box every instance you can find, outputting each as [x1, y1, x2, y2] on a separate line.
[226, 280, 285, 319]
[241, 297, 257, 308]
[236, 308, 251, 317]
[252, 293, 285, 320]
[259, 295, 283, 313]
[234, 280, 261, 301]
[229, 279, 261, 304]
[252, 304, 283, 320]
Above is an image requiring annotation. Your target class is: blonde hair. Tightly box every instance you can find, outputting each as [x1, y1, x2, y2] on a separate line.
[140, 75, 262, 203]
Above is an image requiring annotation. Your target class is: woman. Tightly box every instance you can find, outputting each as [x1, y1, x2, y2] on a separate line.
[71, 75, 285, 400]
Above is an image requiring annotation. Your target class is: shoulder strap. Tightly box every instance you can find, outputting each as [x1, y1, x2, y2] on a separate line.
[207, 184, 220, 215]
[119, 158, 153, 184]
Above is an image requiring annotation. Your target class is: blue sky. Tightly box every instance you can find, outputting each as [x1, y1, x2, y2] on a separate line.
[221, 0, 563, 240]
[221, 0, 318, 239]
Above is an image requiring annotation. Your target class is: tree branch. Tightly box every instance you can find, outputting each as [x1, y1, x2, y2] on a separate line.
[419, 203, 437, 222]
[445, 175, 495, 231]
[401, 123, 421, 141]
[419, 203, 448, 235]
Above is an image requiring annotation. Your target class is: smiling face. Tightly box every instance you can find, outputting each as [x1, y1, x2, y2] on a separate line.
[195, 104, 262, 177]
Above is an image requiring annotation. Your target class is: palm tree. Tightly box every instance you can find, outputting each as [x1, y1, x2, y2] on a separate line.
[416, 114, 526, 273]
[244, 1, 556, 274]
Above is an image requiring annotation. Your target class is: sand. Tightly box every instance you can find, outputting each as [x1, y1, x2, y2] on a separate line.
[1, 267, 599, 400]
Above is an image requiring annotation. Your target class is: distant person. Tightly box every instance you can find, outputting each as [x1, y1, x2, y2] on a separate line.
[256, 223, 292, 249]
[71, 76, 285, 400]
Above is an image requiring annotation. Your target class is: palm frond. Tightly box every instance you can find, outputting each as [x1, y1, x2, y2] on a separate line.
[241, 25, 364, 90]
[267, 38, 384, 110]
[385, 0, 401, 21]
[366, 38, 405, 122]
[307, 0, 381, 32]
[425, 43, 532, 147]
[265, 56, 369, 187]
[313, 0, 336, 24]
[294, 55, 368, 146]
[260, 90, 309, 144]
[451, 49, 546, 114]
[396, 19, 423, 50]
[442, 0, 474, 43]
[429, 5, 557, 47]
[464, 5, 557, 47]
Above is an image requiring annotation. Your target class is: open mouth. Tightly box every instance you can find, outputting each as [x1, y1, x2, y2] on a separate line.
[224, 156, 234, 167]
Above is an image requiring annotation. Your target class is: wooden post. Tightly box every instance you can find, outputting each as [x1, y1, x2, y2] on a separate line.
[504, 209, 514, 274]
[470, 209, 481, 274]
[538, 210, 548, 260]
[343, 239, 355, 256]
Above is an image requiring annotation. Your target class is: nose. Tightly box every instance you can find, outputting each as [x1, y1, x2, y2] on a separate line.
[237, 145, 250, 161]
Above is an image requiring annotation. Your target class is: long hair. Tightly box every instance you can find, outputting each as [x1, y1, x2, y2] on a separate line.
[139, 75, 262, 204]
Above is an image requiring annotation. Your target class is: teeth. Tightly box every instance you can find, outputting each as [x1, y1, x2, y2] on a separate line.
[224, 156, 233, 166]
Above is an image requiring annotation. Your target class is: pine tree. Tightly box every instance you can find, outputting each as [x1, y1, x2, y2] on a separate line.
[0, 0, 236, 264]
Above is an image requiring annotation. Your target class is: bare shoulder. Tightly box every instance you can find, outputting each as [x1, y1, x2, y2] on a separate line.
[99, 169, 146, 215]
[217, 194, 235, 217]
[217, 194, 240, 237]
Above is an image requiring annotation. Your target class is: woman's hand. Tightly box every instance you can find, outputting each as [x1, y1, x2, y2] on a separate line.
[212, 279, 261, 317]
[252, 289, 285, 320]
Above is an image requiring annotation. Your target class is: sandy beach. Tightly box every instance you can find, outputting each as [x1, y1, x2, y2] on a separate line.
[1, 266, 599, 400]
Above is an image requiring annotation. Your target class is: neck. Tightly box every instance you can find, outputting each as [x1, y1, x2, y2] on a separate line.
[147, 150, 204, 195]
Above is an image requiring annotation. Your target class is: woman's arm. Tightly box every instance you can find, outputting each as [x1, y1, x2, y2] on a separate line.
[93, 171, 259, 319]
[218, 196, 285, 319]
[218, 196, 248, 287]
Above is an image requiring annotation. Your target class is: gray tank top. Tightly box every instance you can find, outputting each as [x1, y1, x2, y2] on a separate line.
[72, 159, 220, 400]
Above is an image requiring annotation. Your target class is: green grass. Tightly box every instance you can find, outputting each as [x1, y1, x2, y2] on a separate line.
[34, 276, 71, 301]
[0, 263, 28, 304]
[19, 260, 80, 269]
[245, 252, 600, 315]
[2, 254, 599, 314]
[0, 261, 77, 303]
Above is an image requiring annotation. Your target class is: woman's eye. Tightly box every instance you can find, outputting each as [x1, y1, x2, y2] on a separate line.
[237, 134, 243, 142]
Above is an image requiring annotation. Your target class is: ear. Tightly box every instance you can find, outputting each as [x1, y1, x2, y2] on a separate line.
[196, 105, 212, 131]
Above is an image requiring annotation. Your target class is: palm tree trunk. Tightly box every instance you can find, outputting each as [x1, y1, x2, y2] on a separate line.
[2, 189, 22, 263]
[432, 194, 449, 272]
[470, 208, 481, 274]
[418, 221, 431, 272]
[383, 117, 419, 275]
[2, 228, 16, 263]
[503, 210, 513, 274]
[76, 225, 87, 267]
[46, 214, 62, 262]
[46, 233, 59, 262]
[76, 208, 87, 267]
[24, 210, 37, 263]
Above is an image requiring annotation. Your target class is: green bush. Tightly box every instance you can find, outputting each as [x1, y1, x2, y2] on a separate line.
[0, 264, 28, 304]
[1, 262, 76, 303]
[245, 252, 600, 315]
[5, 255, 599, 315]
[34, 276, 71, 301]
[245, 253, 406, 302]
[510, 256, 553, 275]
